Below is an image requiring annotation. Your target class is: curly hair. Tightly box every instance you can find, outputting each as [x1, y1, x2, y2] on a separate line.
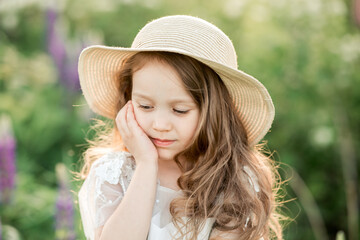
[80, 51, 285, 240]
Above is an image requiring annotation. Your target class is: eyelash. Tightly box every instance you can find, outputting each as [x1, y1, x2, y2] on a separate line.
[138, 105, 189, 114]
[139, 105, 152, 110]
[174, 109, 189, 114]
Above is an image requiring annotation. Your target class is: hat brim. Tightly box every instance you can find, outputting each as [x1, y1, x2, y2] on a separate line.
[78, 45, 275, 145]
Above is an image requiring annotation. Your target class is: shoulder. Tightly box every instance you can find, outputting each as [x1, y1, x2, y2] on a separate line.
[91, 150, 135, 185]
[84, 150, 136, 204]
[78, 151, 136, 237]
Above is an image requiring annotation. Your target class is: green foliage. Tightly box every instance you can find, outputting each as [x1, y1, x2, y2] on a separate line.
[2, 172, 56, 240]
[0, 0, 359, 239]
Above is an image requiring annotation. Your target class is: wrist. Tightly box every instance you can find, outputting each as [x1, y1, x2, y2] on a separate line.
[135, 160, 158, 184]
[136, 159, 158, 171]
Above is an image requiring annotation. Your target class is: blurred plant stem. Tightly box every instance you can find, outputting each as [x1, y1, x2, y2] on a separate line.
[333, 106, 358, 240]
[290, 170, 329, 240]
[55, 163, 76, 240]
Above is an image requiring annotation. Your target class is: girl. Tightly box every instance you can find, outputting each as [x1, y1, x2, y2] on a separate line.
[77, 15, 284, 240]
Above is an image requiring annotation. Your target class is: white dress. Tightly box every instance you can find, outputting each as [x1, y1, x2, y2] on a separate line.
[78, 151, 215, 240]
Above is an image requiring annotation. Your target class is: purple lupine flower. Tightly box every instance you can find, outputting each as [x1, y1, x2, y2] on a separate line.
[46, 7, 104, 92]
[46, 8, 66, 82]
[62, 46, 81, 91]
[46, 7, 80, 92]
[55, 163, 76, 240]
[355, 0, 360, 27]
[0, 115, 16, 205]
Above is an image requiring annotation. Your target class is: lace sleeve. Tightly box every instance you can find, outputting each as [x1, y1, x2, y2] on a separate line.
[78, 151, 135, 240]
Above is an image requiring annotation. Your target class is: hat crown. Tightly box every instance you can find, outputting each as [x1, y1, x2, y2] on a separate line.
[131, 15, 238, 69]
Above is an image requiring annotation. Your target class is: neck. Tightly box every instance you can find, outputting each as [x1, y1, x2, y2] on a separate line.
[157, 158, 184, 191]
[158, 157, 182, 170]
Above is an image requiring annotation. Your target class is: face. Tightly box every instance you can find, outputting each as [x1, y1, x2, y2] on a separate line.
[131, 60, 200, 162]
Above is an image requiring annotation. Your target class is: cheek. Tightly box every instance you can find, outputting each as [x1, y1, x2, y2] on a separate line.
[180, 114, 200, 140]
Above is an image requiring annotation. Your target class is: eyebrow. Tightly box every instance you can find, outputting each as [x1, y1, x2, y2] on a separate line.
[132, 92, 195, 105]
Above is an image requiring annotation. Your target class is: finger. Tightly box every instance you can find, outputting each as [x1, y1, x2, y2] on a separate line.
[115, 105, 124, 123]
[127, 102, 146, 136]
[116, 102, 131, 137]
[126, 101, 138, 131]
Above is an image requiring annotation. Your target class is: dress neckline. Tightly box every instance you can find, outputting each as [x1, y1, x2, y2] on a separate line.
[157, 179, 182, 193]
[158, 184, 182, 193]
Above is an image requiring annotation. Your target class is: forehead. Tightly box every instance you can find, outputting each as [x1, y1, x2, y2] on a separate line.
[132, 61, 193, 102]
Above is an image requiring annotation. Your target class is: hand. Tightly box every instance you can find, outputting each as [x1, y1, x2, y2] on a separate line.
[116, 101, 158, 165]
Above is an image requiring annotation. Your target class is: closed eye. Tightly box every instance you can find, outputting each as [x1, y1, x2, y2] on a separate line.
[139, 104, 153, 110]
[173, 109, 189, 114]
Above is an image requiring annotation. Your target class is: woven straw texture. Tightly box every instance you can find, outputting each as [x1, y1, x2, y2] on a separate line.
[78, 15, 275, 145]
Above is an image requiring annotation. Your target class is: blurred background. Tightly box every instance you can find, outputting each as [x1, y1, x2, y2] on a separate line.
[0, 0, 359, 239]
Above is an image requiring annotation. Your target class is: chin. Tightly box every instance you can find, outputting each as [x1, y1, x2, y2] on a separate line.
[157, 149, 177, 161]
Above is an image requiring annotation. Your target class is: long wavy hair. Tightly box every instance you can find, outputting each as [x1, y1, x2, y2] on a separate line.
[79, 51, 285, 239]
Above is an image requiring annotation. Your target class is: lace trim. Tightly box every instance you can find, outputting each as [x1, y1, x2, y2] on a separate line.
[94, 151, 135, 202]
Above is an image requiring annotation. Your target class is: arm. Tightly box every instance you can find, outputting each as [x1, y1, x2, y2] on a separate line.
[97, 161, 157, 240]
[97, 101, 159, 240]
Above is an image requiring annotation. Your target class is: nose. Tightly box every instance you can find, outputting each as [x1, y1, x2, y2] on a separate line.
[152, 110, 172, 132]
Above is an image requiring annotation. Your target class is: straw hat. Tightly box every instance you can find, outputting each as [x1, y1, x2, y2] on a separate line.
[78, 15, 275, 145]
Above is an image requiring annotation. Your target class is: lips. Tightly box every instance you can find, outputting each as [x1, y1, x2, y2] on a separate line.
[151, 138, 175, 147]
